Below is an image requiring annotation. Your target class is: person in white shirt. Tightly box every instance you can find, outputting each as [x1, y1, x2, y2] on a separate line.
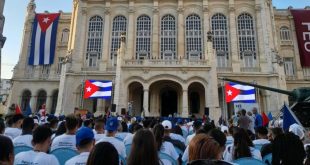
[51, 114, 79, 151]
[123, 123, 143, 145]
[223, 128, 262, 162]
[65, 127, 95, 165]
[93, 118, 105, 142]
[0, 135, 14, 165]
[4, 114, 24, 139]
[153, 124, 179, 165]
[14, 126, 60, 165]
[247, 111, 256, 134]
[13, 117, 34, 148]
[253, 126, 270, 146]
[97, 117, 126, 158]
[185, 120, 202, 146]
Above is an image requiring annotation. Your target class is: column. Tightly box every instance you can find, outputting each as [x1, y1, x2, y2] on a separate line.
[152, 8, 159, 58]
[143, 89, 149, 116]
[96, 99, 104, 114]
[255, 4, 266, 71]
[30, 96, 36, 113]
[203, 3, 210, 60]
[45, 96, 52, 113]
[182, 90, 188, 117]
[177, 7, 185, 58]
[229, 0, 240, 72]
[101, 8, 111, 70]
[126, 6, 135, 59]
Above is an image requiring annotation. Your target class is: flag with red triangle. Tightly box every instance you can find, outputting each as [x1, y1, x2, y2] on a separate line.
[15, 105, 22, 115]
[83, 80, 112, 99]
[225, 82, 256, 103]
[262, 112, 269, 126]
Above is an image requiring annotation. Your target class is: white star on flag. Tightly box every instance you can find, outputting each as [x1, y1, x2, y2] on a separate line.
[86, 87, 92, 92]
[227, 90, 232, 96]
[43, 17, 50, 23]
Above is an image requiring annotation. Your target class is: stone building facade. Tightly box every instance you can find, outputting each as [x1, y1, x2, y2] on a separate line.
[8, 0, 310, 120]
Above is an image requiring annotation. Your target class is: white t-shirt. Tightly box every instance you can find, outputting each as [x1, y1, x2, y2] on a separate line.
[170, 133, 185, 144]
[248, 115, 255, 134]
[14, 150, 59, 165]
[181, 126, 188, 137]
[4, 127, 22, 139]
[223, 144, 262, 162]
[185, 133, 195, 146]
[65, 152, 90, 165]
[115, 132, 130, 141]
[51, 134, 76, 151]
[181, 146, 189, 163]
[252, 139, 270, 145]
[94, 133, 106, 142]
[123, 133, 134, 145]
[97, 136, 126, 158]
[13, 134, 33, 148]
[160, 141, 179, 165]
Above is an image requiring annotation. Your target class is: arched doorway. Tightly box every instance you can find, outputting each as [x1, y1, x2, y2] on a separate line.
[149, 80, 182, 117]
[188, 82, 205, 117]
[51, 90, 58, 114]
[128, 82, 143, 116]
[36, 90, 47, 111]
[161, 88, 178, 116]
[21, 90, 31, 111]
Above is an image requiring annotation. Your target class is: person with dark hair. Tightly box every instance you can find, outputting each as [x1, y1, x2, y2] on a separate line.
[260, 127, 283, 157]
[94, 118, 105, 142]
[53, 121, 66, 139]
[86, 142, 119, 165]
[15, 126, 59, 165]
[253, 126, 270, 146]
[188, 134, 223, 161]
[96, 117, 126, 158]
[186, 120, 202, 146]
[49, 118, 59, 133]
[13, 117, 34, 148]
[128, 129, 160, 165]
[0, 135, 14, 165]
[272, 132, 305, 165]
[208, 129, 227, 149]
[65, 127, 95, 165]
[0, 119, 5, 134]
[223, 128, 261, 162]
[124, 123, 143, 145]
[83, 119, 93, 129]
[237, 109, 251, 131]
[51, 114, 79, 151]
[153, 124, 178, 165]
[4, 114, 24, 139]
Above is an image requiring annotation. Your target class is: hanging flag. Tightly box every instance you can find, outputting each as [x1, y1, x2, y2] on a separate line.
[28, 13, 60, 65]
[84, 80, 112, 99]
[282, 104, 301, 131]
[267, 112, 273, 121]
[15, 105, 22, 115]
[225, 82, 256, 103]
[262, 112, 269, 127]
[24, 103, 32, 116]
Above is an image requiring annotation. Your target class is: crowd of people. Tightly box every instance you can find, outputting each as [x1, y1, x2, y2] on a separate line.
[0, 107, 310, 165]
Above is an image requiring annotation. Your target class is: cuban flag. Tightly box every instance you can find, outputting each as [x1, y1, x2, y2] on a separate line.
[84, 80, 112, 99]
[225, 82, 256, 103]
[28, 13, 60, 65]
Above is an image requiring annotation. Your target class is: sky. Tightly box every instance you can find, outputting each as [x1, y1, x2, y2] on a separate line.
[1, 0, 310, 79]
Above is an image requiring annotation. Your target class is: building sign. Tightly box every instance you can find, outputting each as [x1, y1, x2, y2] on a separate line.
[233, 103, 259, 114]
[291, 10, 310, 67]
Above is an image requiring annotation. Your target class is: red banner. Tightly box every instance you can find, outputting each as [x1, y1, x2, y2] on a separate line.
[291, 10, 310, 67]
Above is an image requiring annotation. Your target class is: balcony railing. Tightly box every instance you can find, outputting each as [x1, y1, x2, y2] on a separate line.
[217, 67, 233, 73]
[240, 67, 260, 72]
[124, 59, 208, 67]
[285, 75, 296, 80]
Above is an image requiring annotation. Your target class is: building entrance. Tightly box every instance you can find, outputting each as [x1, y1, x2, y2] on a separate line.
[161, 89, 177, 116]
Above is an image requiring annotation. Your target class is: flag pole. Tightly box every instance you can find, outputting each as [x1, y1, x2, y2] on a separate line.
[222, 81, 227, 123]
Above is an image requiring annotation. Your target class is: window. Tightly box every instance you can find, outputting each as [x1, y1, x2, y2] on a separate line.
[61, 29, 70, 43]
[211, 13, 229, 67]
[284, 58, 295, 77]
[161, 14, 176, 59]
[21, 90, 31, 111]
[36, 90, 47, 111]
[25, 65, 35, 78]
[87, 53, 98, 67]
[56, 57, 65, 75]
[303, 67, 310, 79]
[110, 16, 127, 59]
[136, 15, 151, 59]
[186, 14, 202, 59]
[280, 26, 291, 41]
[40, 65, 50, 79]
[86, 16, 103, 67]
[238, 13, 257, 67]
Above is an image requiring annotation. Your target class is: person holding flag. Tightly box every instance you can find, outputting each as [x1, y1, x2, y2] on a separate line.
[252, 108, 263, 130]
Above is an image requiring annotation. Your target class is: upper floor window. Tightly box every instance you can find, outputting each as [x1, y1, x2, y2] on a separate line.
[136, 15, 151, 59]
[186, 14, 202, 60]
[56, 57, 65, 75]
[86, 16, 103, 67]
[280, 26, 291, 41]
[110, 16, 127, 59]
[284, 58, 295, 77]
[211, 13, 229, 67]
[61, 28, 70, 43]
[160, 14, 176, 60]
[238, 13, 257, 67]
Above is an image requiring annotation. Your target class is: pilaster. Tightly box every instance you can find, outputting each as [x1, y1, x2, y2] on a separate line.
[101, 6, 111, 70]
[181, 90, 188, 117]
[203, 0, 209, 60]
[177, 1, 185, 59]
[228, 0, 240, 72]
[126, 3, 135, 59]
[152, 6, 159, 59]
[143, 89, 150, 116]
